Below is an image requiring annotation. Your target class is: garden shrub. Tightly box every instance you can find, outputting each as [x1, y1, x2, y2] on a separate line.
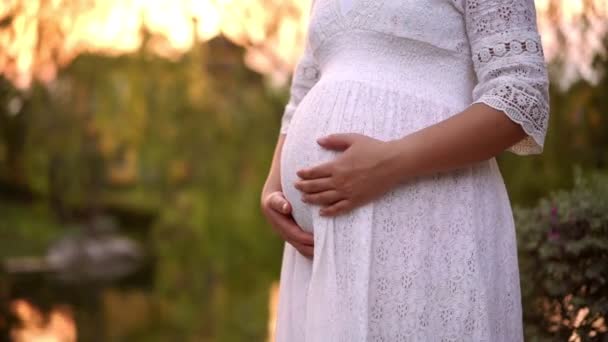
[515, 170, 608, 341]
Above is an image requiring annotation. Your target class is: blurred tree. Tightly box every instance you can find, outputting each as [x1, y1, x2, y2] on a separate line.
[498, 31, 608, 206]
[0, 1, 607, 341]
[2, 29, 289, 340]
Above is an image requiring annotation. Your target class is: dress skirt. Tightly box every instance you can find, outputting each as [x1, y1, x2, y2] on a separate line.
[276, 77, 524, 342]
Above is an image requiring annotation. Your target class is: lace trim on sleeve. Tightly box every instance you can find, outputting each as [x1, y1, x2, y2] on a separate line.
[474, 85, 547, 155]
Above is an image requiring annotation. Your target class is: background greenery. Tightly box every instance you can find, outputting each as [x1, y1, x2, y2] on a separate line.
[1, 23, 607, 342]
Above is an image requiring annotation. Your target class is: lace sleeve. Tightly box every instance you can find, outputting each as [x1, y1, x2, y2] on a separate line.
[463, 0, 550, 155]
[280, 10, 321, 135]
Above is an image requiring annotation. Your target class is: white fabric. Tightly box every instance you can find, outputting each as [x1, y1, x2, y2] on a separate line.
[276, 0, 549, 341]
[338, 0, 356, 15]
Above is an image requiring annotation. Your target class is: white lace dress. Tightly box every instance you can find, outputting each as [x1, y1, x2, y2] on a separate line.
[276, 0, 549, 341]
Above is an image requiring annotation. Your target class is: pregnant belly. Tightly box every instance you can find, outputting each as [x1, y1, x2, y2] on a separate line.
[280, 79, 464, 233]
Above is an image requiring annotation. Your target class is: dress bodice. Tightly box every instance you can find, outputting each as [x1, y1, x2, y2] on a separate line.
[338, 0, 356, 16]
[308, 0, 470, 57]
[280, 0, 550, 156]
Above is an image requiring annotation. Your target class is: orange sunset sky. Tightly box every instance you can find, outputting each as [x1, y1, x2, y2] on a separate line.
[0, 0, 607, 89]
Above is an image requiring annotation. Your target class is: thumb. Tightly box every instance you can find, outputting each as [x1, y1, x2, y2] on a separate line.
[269, 191, 292, 214]
[317, 133, 358, 151]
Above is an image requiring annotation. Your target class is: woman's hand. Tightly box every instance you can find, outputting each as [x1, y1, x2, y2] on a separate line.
[294, 133, 400, 217]
[294, 104, 531, 218]
[261, 190, 314, 259]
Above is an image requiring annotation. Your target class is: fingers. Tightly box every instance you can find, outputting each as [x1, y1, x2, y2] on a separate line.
[291, 242, 314, 259]
[317, 133, 359, 151]
[319, 199, 352, 217]
[266, 191, 292, 215]
[302, 190, 344, 205]
[262, 191, 314, 258]
[297, 161, 333, 180]
[294, 177, 334, 194]
[278, 222, 314, 259]
[297, 133, 362, 179]
[267, 209, 314, 246]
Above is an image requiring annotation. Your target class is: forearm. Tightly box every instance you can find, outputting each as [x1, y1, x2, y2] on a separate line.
[386, 103, 528, 182]
[262, 133, 287, 197]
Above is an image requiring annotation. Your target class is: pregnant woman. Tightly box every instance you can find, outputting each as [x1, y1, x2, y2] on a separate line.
[260, 0, 549, 340]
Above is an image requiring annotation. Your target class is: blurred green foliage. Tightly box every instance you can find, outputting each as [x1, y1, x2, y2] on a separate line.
[498, 35, 608, 206]
[1, 36, 288, 341]
[0, 32, 607, 341]
[515, 170, 608, 341]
